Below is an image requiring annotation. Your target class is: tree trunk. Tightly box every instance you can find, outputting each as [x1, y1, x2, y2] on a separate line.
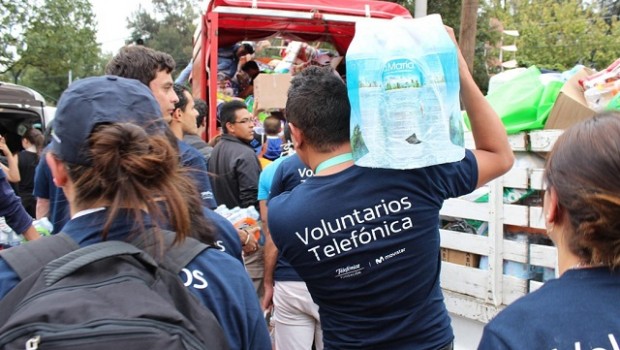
[459, 0, 479, 74]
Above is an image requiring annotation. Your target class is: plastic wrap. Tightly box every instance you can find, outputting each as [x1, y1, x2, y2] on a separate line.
[347, 14, 465, 169]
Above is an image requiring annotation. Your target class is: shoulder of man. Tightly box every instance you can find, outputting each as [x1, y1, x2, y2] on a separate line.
[178, 140, 207, 168]
[183, 135, 213, 158]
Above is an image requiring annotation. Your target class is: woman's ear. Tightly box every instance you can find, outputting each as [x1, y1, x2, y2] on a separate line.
[544, 187, 560, 226]
[46, 152, 68, 187]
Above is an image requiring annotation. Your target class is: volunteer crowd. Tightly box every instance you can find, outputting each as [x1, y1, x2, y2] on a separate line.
[1, 27, 620, 350]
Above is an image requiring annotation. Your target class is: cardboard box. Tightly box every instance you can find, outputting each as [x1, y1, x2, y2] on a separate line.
[545, 67, 596, 130]
[253, 73, 292, 110]
[441, 248, 481, 267]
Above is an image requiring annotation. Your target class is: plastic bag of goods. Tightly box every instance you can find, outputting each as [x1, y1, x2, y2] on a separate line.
[346, 14, 464, 169]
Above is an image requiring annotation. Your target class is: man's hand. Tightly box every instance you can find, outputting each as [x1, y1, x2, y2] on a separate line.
[240, 226, 260, 256]
[22, 225, 41, 241]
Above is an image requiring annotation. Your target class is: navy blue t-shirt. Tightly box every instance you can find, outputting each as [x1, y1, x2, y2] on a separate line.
[269, 150, 478, 349]
[33, 150, 70, 233]
[32, 143, 217, 232]
[0, 169, 32, 235]
[268, 154, 313, 281]
[202, 207, 243, 263]
[178, 140, 217, 209]
[0, 209, 271, 350]
[479, 267, 620, 350]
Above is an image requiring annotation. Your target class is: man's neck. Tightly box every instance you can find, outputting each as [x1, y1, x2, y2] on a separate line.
[169, 123, 183, 140]
[227, 132, 250, 144]
[308, 143, 354, 176]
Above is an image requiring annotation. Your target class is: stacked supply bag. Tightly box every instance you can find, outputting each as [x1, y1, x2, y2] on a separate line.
[347, 14, 465, 169]
[464, 66, 564, 134]
[582, 58, 620, 111]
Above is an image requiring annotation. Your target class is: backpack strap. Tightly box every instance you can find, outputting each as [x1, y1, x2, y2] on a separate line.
[0, 233, 78, 326]
[130, 229, 211, 274]
[0, 232, 78, 280]
[161, 231, 211, 273]
[43, 240, 159, 285]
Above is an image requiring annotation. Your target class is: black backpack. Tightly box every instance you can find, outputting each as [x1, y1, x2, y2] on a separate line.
[0, 232, 230, 350]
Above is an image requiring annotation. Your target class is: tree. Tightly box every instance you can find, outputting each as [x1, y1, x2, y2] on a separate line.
[1, 0, 102, 103]
[485, 0, 620, 71]
[15, 0, 101, 102]
[0, 0, 32, 72]
[597, 0, 620, 18]
[127, 0, 200, 72]
[427, 0, 462, 28]
[460, 0, 480, 73]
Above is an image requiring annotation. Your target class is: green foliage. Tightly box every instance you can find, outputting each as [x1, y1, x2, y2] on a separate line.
[386, 0, 494, 91]
[484, 0, 620, 71]
[127, 0, 199, 72]
[0, 0, 31, 69]
[426, 0, 497, 92]
[1, 0, 102, 103]
[387, 0, 620, 91]
[427, 0, 463, 29]
[595, 0, 620, 18]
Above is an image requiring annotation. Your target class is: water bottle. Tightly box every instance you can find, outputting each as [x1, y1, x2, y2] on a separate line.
[33, 217, 53, 236]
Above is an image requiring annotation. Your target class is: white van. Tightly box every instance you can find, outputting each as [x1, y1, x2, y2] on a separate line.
[0, 82, 52, 150]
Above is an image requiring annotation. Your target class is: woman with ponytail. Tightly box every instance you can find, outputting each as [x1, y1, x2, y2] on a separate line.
[479, 112, 620, 349]
[0, 76, 271, 350]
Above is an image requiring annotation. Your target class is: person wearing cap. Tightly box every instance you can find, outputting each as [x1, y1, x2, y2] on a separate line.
[105, 45, 217, 209]
[0, 76, 271, 350]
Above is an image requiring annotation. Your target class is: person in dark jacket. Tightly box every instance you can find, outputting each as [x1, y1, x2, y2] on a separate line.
[209, 100, 264, 299]
[209, 100, 261, 210]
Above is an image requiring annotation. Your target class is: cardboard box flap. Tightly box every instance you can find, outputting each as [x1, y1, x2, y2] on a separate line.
[545, 67, 596, 130]
[253, 73, 292, 110]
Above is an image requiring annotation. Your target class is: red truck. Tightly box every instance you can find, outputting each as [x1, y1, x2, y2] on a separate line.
[190, 0, 411, 139]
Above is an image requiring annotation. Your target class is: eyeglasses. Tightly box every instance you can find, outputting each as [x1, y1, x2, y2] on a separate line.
[232, 118, 253, 124]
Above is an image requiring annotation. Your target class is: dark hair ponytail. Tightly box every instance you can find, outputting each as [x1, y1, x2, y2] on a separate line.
[65, 123, 214, 248]
[23, 128, 45, 155]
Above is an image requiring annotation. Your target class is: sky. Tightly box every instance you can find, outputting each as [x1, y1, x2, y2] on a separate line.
[91, 0, 153, 54]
